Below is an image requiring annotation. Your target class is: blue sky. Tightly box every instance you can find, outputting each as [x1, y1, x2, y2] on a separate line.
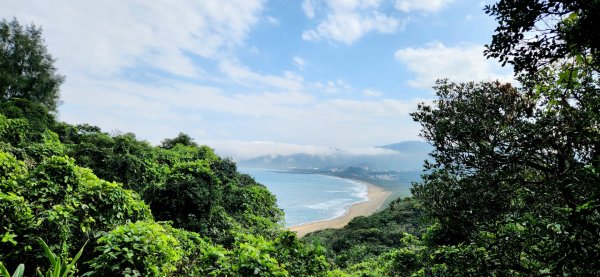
[2, 0, 512, 159]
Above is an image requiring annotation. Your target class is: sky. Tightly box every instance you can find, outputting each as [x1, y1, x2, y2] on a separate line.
[1, 0, 513, 160]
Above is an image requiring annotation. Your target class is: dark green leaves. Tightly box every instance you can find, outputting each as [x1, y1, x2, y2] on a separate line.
[485, 0, 600, 77]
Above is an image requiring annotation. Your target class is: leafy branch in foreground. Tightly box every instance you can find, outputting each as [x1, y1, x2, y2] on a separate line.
[36, 238, 86, 277]
[0, 238, 85, 277]
[0, 262, 24, 277]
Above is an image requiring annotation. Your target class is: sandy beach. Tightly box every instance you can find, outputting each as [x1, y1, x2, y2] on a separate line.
[289, 181, 391, 238]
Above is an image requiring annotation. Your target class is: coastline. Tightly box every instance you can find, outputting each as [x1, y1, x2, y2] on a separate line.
[288, 180, 391, 238]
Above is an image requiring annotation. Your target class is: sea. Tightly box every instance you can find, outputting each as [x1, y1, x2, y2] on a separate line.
[239, 168, 368, 227]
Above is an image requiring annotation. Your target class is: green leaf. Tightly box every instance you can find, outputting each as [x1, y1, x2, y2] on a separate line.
[11, 264, 24, 277]
[0, 262, 11, 277]
[64, 240, 87, 277]
[36, 238, 56, 268]
[1, 232, 18, 245]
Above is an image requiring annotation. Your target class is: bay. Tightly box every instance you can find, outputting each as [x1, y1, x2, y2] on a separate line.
[239, 168, 368, 227]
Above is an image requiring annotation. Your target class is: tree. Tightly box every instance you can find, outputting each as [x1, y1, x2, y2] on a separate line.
[146, 160, 222, 234]
[160, 132, 198, 149]
[401, 1, 600, 273]
[484, 0, 600, 76]
[0, 18, 63, 112]
[411, 70, 600, 273]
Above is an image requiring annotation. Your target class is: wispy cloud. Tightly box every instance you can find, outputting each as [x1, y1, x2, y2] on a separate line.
[302, 0, 318, 19]
[2, 1, 265, 78]
[219, 60, 306, 91]
[203, 139, 400, 160]
[363, 89, 383, 97]
[293, 56, 306, 70]
[302, 0, 404, 44]
[395, 0, 454, 13]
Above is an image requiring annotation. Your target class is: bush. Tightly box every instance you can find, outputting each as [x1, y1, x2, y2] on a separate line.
[0, 151, 27, 192]
[0, 192, 35, 262]
[88, 221, 181, 277]
[146, 160, 221, 233]
[228, 233, 288, 276]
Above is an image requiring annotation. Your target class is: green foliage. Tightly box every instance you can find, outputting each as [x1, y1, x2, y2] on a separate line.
[36, 238, 86, 277]
[55, 128, 164, 193]
[0, 151, 26, 192]
[223, 175, 284, 237]
[88, 221, 181, 277]
[0, 238, 85, 277]
[0, 151, 152, 272]
[304, 198, 423, 268]
[166, 227, 229, 276]
[0, 114, 28, 151]
[409, 72, 600, 272]
[0, 262, 24, 277]
[160, 132, 198, 149]
[106, 133, 163, 192]
[29, 156, 152, 259]
[0, 192, 35, 260]
[25, 130, 65, 162]
[271, 231, 329, 277]
[228, 233, 288, 276]
[485, 0, 600, 76]
[0, 19, 64, 111]
[0, 99, 56, 139]
[156, 143, 218, 168]
[146, 160, 221, 233]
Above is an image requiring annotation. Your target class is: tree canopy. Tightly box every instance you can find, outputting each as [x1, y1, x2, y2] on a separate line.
[0, 18, 63, 112]
[485, 0, 600, 76]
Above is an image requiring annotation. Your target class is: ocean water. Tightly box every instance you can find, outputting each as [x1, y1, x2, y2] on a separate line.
[239, 168, 368, 227]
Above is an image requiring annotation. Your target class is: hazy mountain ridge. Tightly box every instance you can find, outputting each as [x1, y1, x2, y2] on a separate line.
[239, 141, 433, 171]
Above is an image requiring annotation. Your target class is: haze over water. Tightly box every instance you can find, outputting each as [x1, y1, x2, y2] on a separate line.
[240, 168, 368, 227]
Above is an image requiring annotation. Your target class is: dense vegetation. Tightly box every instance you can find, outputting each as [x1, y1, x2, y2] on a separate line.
[2, 0, 600, 275]
[0, 98, 330, 275]
[304, 198, 424, 269]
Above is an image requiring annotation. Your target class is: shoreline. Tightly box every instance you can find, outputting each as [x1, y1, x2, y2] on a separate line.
[288, 180, 391, 238]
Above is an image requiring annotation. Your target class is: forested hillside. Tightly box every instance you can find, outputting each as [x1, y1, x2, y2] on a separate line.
[2, 0, 600, 276]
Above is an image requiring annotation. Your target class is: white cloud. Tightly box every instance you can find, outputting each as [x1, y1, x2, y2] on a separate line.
[203, 140, 400, 160]
[219, 60, 305, 91]
[58, 74, 423, 153]
[326, 0, 381, 12]
[313, 79, 353, 94]
[203, 140, 334, 160]
[395, 0, 453, 13]
[266, 16, 279, 25]
[293, 56, 306, 70]
[394, 41, 513, 88]
[302, 0, 403, 44]
[363, 89, 383, 97]
[302, 0, 318, 19]
[1, 1, 265, 78]
[303, 11, 400, 44]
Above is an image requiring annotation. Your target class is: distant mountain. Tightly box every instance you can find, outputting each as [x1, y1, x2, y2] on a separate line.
[239, 141, 433, 171]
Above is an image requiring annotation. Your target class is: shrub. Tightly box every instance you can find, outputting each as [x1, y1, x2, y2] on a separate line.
[88, 221, 181, 277]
